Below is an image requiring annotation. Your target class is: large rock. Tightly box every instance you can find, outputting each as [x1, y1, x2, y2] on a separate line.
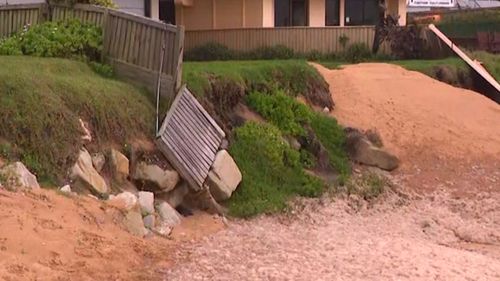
[156, 202, 182, 228]
[206, 150, 242, 201]
[108, 192, 137, 211]
[71, 149, 108, 195]
[110, 149, 129, 182]
[124, 210, 148, 237]
[0, 162, 40, 191]
[156, 181, 189, 209]
[345, 128, 399, 171]
[143, 214, 155, 229]
[91, 152, 106, 173]
[133, 162, 179, 192]
[138, 191, 155, 215]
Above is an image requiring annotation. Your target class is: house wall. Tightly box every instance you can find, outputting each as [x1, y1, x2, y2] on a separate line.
[309, 0, 326, 27]
[245, 0, 264, 27]
[262, 0, 274, 27]
[386, 0, 407, 26]
[176, 0, 214, 30]
[214, 0, 243, 28]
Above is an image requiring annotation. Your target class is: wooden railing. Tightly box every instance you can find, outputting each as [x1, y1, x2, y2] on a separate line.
[185, 26, 381, 54]
[0, 3, 184, 99]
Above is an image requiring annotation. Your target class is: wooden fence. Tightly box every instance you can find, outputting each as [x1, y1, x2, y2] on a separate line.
[185, 26, 382, 54]
[0, 3, 45, 38]
[0, 3, 184, 99]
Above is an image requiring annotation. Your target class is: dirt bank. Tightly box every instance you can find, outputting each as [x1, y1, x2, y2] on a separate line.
[0, 189, 224, 281]
[313, 63, 500, 196]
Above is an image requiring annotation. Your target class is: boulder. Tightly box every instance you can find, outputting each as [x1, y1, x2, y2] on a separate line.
[70, 149, 108, 195]
[345, 128, 399, 171]
[300, 125, 330, 171]
[143, 214, 155, 229]
[110, 149, 129, 182]
[60, 185, 72, 193]
[138, 191, 155, 215]
[207, 150, 242, 201]
[107, 192, 137, 211]
[156, 202, 182, 228]
[124, 210, 148, 237]
[133, 162, 179, 192]
[0, 162, 40, 191]
[156, 181, 189, 209]
[91, 152, 106, 173]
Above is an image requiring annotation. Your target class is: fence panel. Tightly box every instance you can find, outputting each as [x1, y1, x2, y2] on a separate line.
[0, 3, 45, 38]
[185, 26, 378, 54]
[52, 4, 106, 27]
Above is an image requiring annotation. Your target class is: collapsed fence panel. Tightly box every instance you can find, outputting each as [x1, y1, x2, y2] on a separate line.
[156, 86, 225, 191]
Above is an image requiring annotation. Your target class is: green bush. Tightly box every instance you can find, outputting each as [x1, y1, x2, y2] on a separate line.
[184, 42, 235, 61]
[437, 9, 500, 38]
[228, 122, 324, 217]
[343, 43, 372, 63]
[0, 20, 102, 60]
[246, 91, 311, 136]
[246, 45, 295, 60]
[89, 62, 114, 78]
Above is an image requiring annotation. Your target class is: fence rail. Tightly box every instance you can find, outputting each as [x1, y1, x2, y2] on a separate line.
[185, 26, 379, 54]
[0, 3, 184, 99]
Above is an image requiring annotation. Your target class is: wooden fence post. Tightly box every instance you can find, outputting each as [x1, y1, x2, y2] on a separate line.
[101, 8, 110, 61]
[173, 25, 185, 93]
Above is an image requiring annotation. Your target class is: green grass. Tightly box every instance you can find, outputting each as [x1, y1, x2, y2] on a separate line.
[228, 122, 324, 218]
[472, 51, 500, 81]
[183, 60, 331, 106]
[390, 57, 468, 75]
[0, 56, 154, 183]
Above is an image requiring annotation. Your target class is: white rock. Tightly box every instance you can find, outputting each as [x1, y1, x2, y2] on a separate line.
[60, 185, 71, 193]
[133, 162, 179, 192]
[156, 202, 182, 228]
[71, 148, 108, 195]
[108, 191, 137, 211]
[91, 152, 106, 172]
[79, 118, 92, 143]
[138, 191, 155, 215]
[143, 214, 155, 229]
[110, 149, 129, 182]
[323, 107, 330, 113]
[0, 162, 40, 191]
[207, 150, 242, 201]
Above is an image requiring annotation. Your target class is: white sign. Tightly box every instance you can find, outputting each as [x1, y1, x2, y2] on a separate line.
[407, 0, 455, 7]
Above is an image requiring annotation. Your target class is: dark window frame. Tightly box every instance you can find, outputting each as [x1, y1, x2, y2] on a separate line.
[274, 0, 310, 27]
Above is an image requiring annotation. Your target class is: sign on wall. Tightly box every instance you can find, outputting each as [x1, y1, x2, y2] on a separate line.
[407, 0, 455, 7]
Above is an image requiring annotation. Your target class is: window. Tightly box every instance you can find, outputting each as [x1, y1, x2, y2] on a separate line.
[325, 0, 340, 26]
[345, 0, 379, 26]
[275, 0, 309, 27]
[159, 0, 176, 24]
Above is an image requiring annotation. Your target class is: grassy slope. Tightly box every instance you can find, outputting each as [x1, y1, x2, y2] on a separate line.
[0, 56, 154, 183]
[183, 60, 328, 98]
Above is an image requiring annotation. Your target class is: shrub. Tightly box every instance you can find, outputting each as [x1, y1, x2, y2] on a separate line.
[310, 113, 350, 181]
[246, 90, 311, 136]
[343, 43, 372, 63]
[89, 62, 114, 78]
[228, 122, 324, 217]
[0, 20, 102, 60]
[246, 45, 295, 60]
[184, 42, 235, 61]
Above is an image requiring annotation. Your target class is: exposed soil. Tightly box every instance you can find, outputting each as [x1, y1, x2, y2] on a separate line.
[0, 189, 224, 281]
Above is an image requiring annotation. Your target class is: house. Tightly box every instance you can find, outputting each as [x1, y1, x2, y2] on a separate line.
[174, 0, 408, 29]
